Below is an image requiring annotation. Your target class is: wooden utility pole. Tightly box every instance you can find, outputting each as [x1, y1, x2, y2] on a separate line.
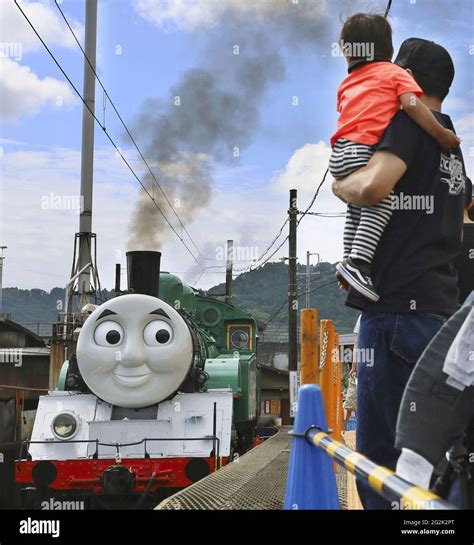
[225, 239, 233, 305]
[288, 189, 298, 373]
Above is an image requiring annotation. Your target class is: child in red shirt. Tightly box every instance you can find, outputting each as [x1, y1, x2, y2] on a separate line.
[330, 14, 460, 301]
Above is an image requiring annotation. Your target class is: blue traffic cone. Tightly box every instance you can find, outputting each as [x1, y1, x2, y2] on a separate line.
[284, 383, 340, 509]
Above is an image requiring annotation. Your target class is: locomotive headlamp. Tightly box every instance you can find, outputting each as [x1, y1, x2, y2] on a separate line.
[231, 329, 250, 349]
[52, 413, 78, 439]
[227, 324, 252, 350]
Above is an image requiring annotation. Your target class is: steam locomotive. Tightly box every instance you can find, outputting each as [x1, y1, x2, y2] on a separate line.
[16, 251, 260, 508]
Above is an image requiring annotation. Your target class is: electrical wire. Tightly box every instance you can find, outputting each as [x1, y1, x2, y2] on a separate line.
[297, 167, 329, 225]
[14, 0, 202, 266]
[264, 275, 338, 326]
[53, 0, 206, 262]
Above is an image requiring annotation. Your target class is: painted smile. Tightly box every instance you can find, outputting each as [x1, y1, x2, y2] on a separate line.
[113, 364, 152, 388]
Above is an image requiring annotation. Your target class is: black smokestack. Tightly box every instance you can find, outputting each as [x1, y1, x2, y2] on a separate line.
[126, 251, 161, 297]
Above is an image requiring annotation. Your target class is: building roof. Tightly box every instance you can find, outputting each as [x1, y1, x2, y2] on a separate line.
[0, 317, 46, 348]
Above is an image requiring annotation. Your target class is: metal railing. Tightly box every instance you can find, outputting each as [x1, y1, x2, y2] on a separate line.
[19, 322, 54, 338]
[291, 425, 455, 510]
[18, 436, 221, 465]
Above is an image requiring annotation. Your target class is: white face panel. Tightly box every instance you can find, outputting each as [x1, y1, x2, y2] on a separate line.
[76, 294, 193, 408]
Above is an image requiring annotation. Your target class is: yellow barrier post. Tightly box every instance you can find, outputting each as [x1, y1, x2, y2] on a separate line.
[318, 320, 336, 432]
[300, 309, 318, 385]
[333, 333, 344, 442]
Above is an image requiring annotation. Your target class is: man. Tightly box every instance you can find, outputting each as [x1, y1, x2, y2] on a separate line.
[455, 177, 474, 305]
[332, 38, 468, 509]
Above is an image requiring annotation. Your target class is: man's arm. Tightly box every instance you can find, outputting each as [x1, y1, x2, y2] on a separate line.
[332, 150, 407, 206]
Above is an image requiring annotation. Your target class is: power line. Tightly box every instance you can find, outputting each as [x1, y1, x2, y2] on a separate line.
[54, 0, 205, 262]
[264, 274, 337, 326]
[193, 269, 205, 287]
[266, 278, 339, 336]
[304, 212, 346, 218]
[231, 218, 289, 273]
[297, 167, 329, 225]
[14, 0, 202, 266]
[236, 234, 290, 273]
[52, 2, 301, 274]
[253, 218, 289, 263]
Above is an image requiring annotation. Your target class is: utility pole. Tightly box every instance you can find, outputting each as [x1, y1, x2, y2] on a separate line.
[287, 190, 299, 421]
[288, 189, 298, 373]
[76, 0, 98, 310]
[225, 239, 233, 305]
[0, 246, 7, 316]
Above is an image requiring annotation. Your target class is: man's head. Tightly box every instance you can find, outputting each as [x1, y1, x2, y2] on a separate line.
[340, 13, 393, 63]
[395, 38, 455, 102]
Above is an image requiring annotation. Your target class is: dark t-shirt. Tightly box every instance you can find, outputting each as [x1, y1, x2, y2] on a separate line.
[346, 110, 466, 316]
[454, 223, 474, 304]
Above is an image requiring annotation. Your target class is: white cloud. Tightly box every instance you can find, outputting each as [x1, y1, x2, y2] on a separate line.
[133, 0, 328, 31]
[0, 140, 347, 292]
[0, 57, 76, 122]
[272, 141, 345, 267]
[0, 0, 83, 55]
[452, 112, 474, 180]
[0, 144, 137, 290]
[0, 1, 83, 123]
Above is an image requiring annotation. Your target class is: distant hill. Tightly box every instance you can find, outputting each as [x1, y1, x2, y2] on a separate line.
[207, 261, 360, 336]
[2, 261, 359, 335]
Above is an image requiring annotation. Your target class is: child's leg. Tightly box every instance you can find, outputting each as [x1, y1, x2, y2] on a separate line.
[349, 194, 394, 266]
[343, 203, 361, 259]
[329, 139, 373, 260]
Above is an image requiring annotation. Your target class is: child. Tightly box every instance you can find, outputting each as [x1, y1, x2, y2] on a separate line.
[342, 316, 360, 438]
[330, 14, 460, 302]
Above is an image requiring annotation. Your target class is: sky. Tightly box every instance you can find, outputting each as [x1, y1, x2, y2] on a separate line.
[1, 0, 473, 292]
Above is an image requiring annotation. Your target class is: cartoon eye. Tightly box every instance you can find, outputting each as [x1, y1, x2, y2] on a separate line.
[143, 320, 173, 346]
[94, 321, 124, 346]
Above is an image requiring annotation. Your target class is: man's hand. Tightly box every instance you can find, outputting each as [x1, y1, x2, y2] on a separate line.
[331, 150, 408, 206]
[336, 270, 349, 291]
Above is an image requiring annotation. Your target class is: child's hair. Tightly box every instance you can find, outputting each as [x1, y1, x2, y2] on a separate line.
[340, 13, 393, 62]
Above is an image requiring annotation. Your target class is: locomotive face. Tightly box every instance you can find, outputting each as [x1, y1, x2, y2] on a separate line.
[76, 294, 193, 408]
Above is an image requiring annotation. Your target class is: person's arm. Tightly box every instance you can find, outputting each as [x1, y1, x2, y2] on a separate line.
[332, 150, 407, 206]
[399, 93, 460, 149]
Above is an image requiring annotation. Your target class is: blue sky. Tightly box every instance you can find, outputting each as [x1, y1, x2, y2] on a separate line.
[1, 0, 473, 292]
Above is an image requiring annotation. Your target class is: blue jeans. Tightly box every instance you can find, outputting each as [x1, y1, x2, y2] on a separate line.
[355, 312, 447, 510]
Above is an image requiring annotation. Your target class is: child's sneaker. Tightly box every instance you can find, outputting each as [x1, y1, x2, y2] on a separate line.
[336, 258, 379, 302]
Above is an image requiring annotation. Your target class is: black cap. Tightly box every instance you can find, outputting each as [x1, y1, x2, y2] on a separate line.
[394, 38, 454, 101]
